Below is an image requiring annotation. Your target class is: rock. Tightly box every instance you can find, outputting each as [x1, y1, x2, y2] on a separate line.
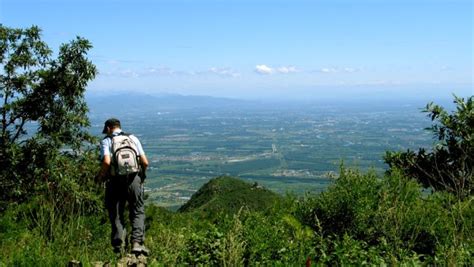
[117, 253, 147, 267]
[68, 260, 82, 267]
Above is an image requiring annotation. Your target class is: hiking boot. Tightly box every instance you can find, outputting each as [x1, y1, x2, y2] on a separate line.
[131, 242, 150, 256]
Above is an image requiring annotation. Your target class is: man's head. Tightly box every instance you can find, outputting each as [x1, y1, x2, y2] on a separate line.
[102, 118, 121, 134]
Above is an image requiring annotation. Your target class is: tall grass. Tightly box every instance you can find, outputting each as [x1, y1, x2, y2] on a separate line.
[0, 152, 115, 266]
[0, 199, 113, 266]
[220, 210, 246, 267]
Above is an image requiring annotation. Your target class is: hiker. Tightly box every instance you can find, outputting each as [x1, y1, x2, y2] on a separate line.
[96, 118, 150, 255]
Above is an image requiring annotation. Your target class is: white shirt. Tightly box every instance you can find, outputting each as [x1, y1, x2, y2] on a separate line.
[100, 129, 145, 159]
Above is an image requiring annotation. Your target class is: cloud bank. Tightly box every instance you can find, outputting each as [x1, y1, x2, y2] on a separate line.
[100, 66, 241, 78]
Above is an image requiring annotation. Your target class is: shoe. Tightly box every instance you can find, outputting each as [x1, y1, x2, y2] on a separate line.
[131, 242, 150, 256]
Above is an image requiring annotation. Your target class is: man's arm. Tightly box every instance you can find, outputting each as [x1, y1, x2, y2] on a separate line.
[139, 155, 149, 179]
[96, 155, 111, 182]
[140, 155, 149, 169]
[132, 135, 148, 179]
[96, 137, 111, 182]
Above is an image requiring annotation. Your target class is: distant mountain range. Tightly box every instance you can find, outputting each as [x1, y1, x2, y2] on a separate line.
[85, 91, 462, 117]
[86, 93, 252, 114]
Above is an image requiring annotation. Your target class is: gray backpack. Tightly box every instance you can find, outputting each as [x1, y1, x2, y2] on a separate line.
[109, 133, 140, 176]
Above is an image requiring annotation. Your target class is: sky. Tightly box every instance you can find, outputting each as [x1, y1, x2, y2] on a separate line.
[1, 0, 473, 100]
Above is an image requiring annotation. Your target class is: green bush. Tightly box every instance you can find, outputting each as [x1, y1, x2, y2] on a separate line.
[297, 168, 381, 240]
[296, 167, 473, 265]
[385, 95, 473, 199]
[240, 207, 314, 265]
[0, 150, 109, 266]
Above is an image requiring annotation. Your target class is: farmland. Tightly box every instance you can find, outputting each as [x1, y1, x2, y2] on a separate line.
[89, 97, 433, 209]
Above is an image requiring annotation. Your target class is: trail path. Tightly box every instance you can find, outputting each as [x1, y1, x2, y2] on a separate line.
[69, 254, 148, 267]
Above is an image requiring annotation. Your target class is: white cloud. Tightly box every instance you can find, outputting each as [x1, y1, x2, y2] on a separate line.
[120, 69, 139, 78]
[355, 80, 402, 86]
[318, 67, 358, 73]
[255, 65, 300, 75]
[320, 67, 337, 73]
[100, 66, 242, 79]
[255, 64, 274, 75]
[209, 67, 241, 77]
[147, 66, 174, 75]
[276, 66, 298, 74]
[107, 59, 121, 65]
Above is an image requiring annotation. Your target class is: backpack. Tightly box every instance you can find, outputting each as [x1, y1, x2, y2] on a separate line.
[108, 133, 141, 176]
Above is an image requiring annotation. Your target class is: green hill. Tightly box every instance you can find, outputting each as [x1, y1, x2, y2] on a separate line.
[178, 176, 281, 215]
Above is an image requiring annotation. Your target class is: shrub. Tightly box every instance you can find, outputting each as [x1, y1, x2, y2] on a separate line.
[296, 167, 473, 265]
[385, 95, 473, 199]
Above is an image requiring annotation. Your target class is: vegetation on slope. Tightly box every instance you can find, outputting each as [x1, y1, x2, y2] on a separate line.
[2, 170, 472, 266]
[178, 176, 281, 215]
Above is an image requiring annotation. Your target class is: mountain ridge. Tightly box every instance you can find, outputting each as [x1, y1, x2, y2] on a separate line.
[178, 176, 281, 216]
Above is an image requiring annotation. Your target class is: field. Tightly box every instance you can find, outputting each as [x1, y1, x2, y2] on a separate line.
[89, 98, 433, 209]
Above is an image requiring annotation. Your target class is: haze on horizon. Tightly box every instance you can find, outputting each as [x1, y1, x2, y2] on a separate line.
[1, 0, 472, 100]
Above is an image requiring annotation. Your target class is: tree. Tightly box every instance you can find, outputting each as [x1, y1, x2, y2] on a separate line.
[0, 25, 97, 207]
[384, 96, 473, 199]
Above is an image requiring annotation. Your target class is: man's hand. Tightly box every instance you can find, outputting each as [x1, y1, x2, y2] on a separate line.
[139, 169, 147, 183]
[95, 173, 105, 183]
[139, 155, 149, 183]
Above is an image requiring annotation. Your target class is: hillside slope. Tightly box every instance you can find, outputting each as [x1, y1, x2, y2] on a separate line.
[178, 176, 281, 215]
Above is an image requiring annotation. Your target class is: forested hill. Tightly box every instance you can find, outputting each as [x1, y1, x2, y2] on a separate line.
[178, 176, 281, 215]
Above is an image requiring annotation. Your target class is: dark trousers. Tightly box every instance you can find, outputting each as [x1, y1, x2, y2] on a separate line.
[105, 174, 145, 248]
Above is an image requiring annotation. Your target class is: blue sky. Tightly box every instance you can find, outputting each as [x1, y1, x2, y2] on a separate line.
[1, 0, 472, 100]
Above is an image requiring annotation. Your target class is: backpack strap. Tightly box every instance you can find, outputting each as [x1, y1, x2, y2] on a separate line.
[103, 132, 133, 145]
[103, 132, 130, 138]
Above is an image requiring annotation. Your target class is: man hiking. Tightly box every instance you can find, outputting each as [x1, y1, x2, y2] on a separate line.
[96, 118, 150, 255]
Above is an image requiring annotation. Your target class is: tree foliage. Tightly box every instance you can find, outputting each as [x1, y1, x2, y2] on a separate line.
[0, 24, 97, 208]
[385, 95, 473, 199]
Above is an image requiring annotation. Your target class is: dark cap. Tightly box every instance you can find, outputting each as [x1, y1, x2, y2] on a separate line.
[102, 118, 121, 134]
